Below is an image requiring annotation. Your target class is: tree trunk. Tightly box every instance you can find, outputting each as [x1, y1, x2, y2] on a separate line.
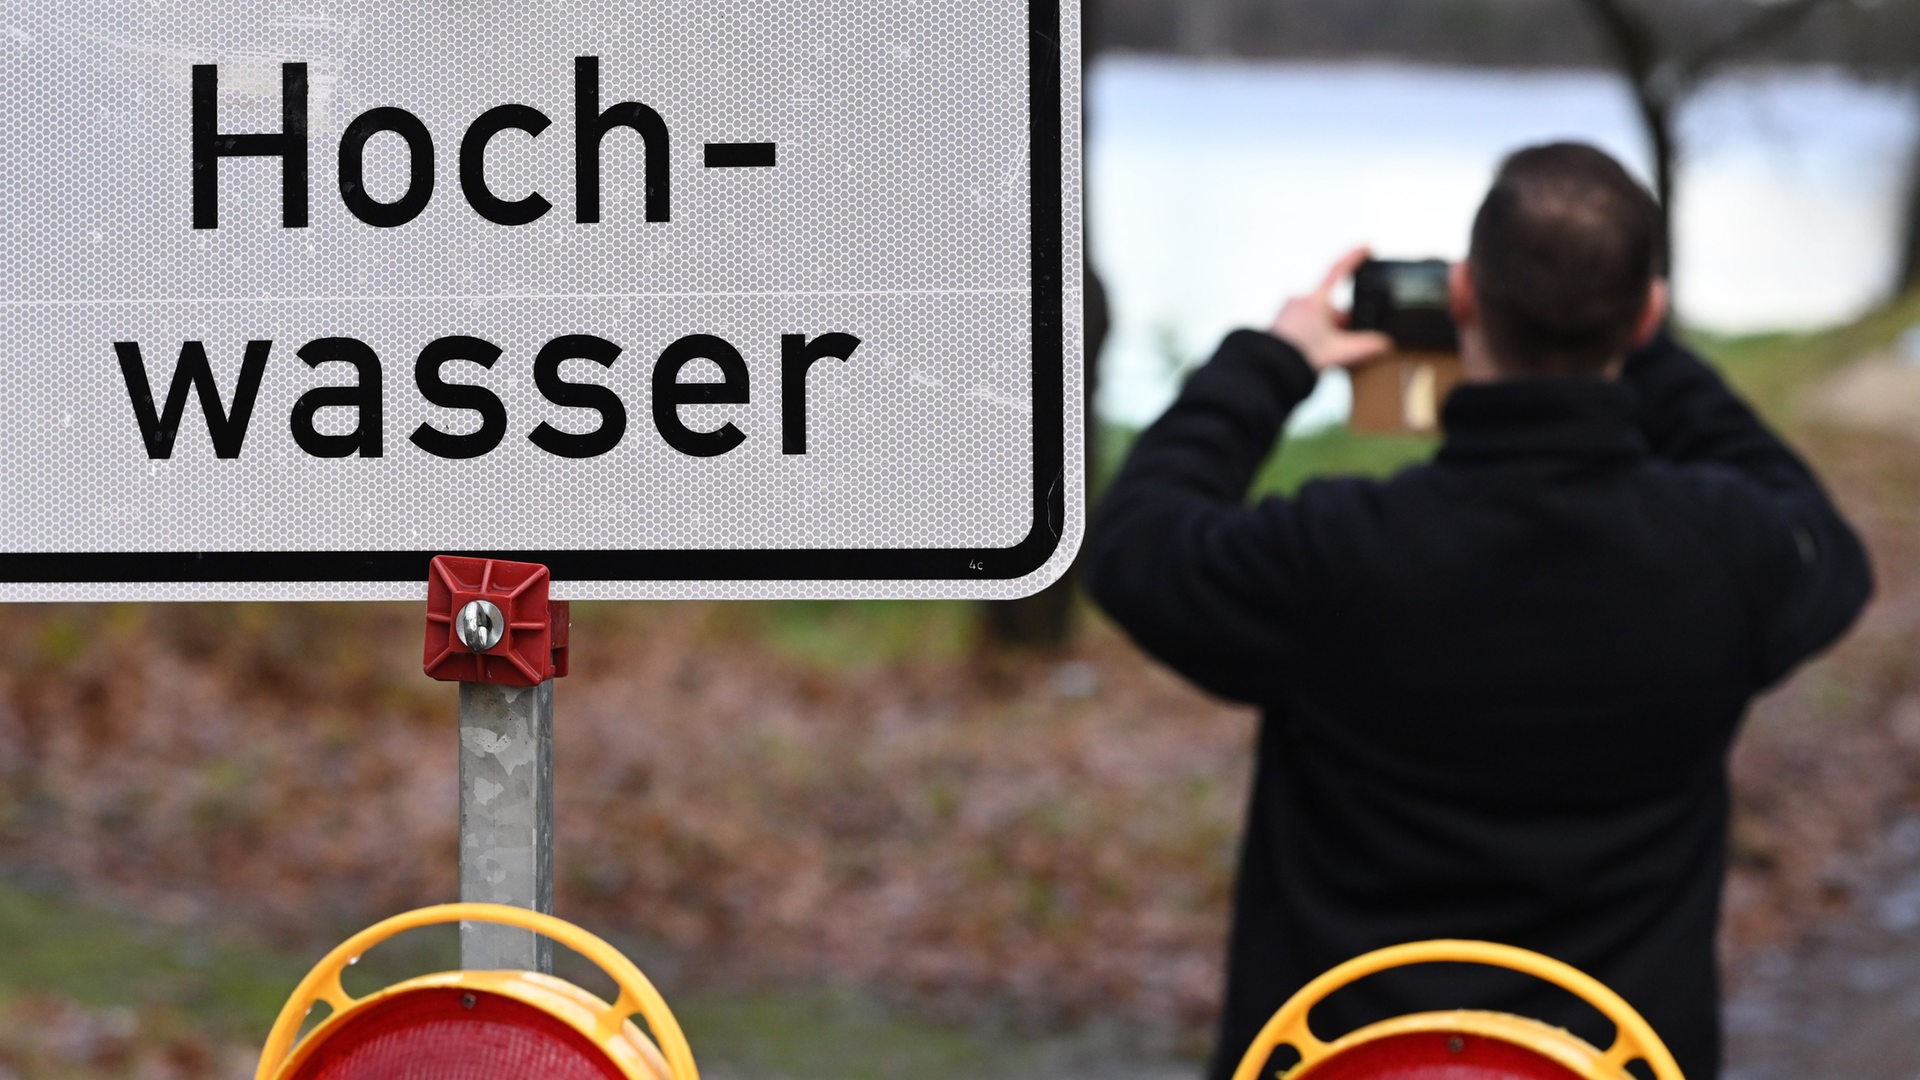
[1578, 0, 1844, 284]
[1577, 0, 1678, 274]
[1634, 85, 1678, 275]
[1897, 82, 1920, 293]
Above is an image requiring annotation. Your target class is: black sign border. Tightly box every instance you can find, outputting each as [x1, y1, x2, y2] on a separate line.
[5, 0, 1068, 588]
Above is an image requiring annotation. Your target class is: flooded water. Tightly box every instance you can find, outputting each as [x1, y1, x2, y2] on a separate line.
[1087, 58, 1920, 430]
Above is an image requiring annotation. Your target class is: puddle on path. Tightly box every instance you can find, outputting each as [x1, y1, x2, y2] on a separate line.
[1726, 816, 1920, 1080]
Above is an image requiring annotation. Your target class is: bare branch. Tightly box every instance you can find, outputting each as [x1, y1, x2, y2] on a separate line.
[1679, 0, 1850, 84]
[1576, 0, 1664, 91]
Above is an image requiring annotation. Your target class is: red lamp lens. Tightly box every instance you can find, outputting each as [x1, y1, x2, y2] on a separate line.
[1299, 1031, 1587, 1080]
[286, 986, 630, 1080]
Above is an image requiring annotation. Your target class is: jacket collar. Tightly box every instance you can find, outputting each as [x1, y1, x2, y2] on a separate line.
[1436, 377, 1648, 465]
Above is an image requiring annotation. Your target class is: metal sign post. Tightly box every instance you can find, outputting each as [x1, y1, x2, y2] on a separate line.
[424, 556, 570, 972]
[457, 681, 554, 972]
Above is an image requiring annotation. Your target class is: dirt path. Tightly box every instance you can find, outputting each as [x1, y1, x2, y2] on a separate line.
[1718, 345, 1920, 1080]
[1804, 347, 1920, 443]
[1725, 815, 1920, 1080]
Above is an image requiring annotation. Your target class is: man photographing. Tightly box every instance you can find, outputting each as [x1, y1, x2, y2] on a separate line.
[1082, 143, 1871, 1080]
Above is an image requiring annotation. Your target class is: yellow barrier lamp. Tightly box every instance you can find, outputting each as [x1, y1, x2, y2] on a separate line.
[256, 903, 699, 1080]
[1229, 940, 1686, 1080]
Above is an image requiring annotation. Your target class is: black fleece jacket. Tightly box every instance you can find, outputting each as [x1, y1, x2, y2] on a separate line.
[1082, 330, 1872, 1080]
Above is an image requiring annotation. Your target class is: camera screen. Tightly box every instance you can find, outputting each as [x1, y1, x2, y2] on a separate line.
[1388, 263, 1449, 308]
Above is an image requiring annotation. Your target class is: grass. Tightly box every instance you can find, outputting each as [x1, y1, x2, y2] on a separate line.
[732, 599, 979, 670]
[1685, 290, 1920, 421]
[0, 878, 304, 1042]
[0, 877, 1039, 1080]
[1092, 295, 1920, 512]
[580, 596, 984, 674]
[671, 991, 1033, 1080]
[1250, 425, 1439, 496]
[1095, 407, 1443, 506]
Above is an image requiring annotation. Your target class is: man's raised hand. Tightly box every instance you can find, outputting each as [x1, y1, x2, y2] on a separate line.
[1270, 246, 1394, 372]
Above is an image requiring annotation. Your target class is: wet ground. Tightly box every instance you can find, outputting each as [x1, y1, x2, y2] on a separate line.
[700, 821, 1920, 1080]
[770, 806, 1920, 1080]
[1726, 815, 1920, 1080]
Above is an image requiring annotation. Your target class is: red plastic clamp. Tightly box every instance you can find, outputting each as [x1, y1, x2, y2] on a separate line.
[423, 556, 571, 687]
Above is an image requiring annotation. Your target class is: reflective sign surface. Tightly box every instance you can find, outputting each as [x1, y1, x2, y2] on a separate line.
[1, 2, 1080, 599]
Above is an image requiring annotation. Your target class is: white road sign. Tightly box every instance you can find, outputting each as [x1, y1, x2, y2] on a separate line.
[2, 2, 1081, 600]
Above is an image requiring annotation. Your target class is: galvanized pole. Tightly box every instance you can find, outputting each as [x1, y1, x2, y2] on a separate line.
[453, 599, 555, 973]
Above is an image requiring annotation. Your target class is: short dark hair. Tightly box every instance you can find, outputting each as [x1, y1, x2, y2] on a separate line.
[1467, 142, 1663, 377]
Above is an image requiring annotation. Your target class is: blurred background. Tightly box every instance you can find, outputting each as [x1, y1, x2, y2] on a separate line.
[6, 1, 1920, 1077]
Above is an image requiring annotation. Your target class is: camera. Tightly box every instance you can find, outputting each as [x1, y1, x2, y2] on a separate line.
[1346, 258, 1461, 434]
[1349, 258, 1458, 352]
